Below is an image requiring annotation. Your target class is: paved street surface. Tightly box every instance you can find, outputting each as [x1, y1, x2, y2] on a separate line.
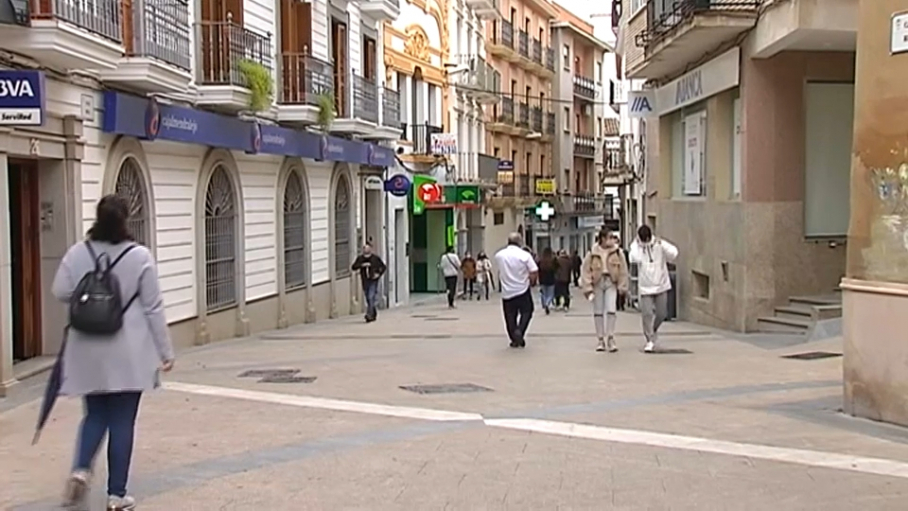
[3, 290, 908, 510]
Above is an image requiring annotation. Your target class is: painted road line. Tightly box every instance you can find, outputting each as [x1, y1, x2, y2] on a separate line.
[164, 381, 484, 422]
[484, 418, 908, 480]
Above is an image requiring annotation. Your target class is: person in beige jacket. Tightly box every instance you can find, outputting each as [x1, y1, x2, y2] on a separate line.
[580, 229, 629, 352]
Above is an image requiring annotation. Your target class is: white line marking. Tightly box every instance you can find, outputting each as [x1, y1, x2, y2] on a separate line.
[484, 418, 908, 480]
[163, 381, 484, 422]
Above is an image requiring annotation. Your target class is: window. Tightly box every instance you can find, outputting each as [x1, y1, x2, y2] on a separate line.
[563, 44, 570, 69]
[671, 111, 707, 197]
[510, 79, 517, 95]
[494, 212, 504, 225]
[494, 146, 500, 156]
[732, 96, 741, 198]
[563, 107, 570, 131]
[597, 117, 602, 138]
[363, 35, 377, 81]
[511, 150, 517, 164]
[575, 112, 581, 133]
[526, 152, 532, 174]
[333, 175, 351, 277]
[539, 154, 545, 177]
[204, 166, 237, 312]
[804, 82, 853, 237]
[595, 61, 602, 83]
[114, 157, 149, 247]
[283, 170, 307, 290]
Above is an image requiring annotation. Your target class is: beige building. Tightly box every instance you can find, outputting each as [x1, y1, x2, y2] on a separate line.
[616, 0, 856, 332]
[843, 0, 908, 426]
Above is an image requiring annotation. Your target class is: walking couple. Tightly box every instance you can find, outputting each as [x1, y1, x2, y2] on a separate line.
[580, 225, 678, 353]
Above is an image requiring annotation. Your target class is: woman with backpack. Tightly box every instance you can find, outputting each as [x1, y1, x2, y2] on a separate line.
[53, 194, 174, 511]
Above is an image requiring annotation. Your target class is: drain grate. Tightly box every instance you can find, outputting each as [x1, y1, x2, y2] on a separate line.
[648, 348, 693, 355]
[399, 383, 493, 394]
[238, 369, 299, 378]
[259, 374, 317, 384]
[782, 351, 842, 361]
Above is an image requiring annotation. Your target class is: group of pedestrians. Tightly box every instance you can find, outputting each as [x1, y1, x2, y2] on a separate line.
[536, 248, 579, 314]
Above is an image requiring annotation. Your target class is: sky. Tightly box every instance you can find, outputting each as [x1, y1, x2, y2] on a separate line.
[553, 0, 616, 44]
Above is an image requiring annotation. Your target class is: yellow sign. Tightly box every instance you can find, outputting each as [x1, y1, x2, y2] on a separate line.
[535, 178, 556, 195]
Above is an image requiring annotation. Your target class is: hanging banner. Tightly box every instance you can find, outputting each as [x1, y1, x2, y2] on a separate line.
[683, 113, 703, 196]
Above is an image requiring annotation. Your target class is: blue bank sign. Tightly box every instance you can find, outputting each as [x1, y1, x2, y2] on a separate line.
[103, 91, 395, 166]
[0, 70, 45, 126]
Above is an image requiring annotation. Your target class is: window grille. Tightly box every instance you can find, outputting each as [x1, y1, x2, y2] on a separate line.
[283, 170, 306, 289]
[115, 157, 149, 247]
[204, 165, 237, 311]
[333, 175, 351, 278]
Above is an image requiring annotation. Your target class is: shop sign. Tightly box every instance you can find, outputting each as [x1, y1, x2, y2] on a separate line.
[384, 174, 411, 197]
[628, 90, 656, 118]
[535, 178, 556, 195]
[364, 176, 383, 190]
[0, 70, 45, 126]
[655, 47, 740, 116]
[893, 12, 908, 54]
[535, 201, 555, 221]
[498, 160, 515, 171]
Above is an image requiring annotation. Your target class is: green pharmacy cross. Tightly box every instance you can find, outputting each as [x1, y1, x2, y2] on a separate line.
[535, 201, 555, 221]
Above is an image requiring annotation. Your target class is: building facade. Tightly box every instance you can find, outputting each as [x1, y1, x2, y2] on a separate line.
[616, 0, 856, 332]
[0, 0, 402, 394]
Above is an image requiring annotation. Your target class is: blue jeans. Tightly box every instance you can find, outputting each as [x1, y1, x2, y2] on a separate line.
[74, 391, 142, 497]
[364, 279, 379, 319]
[540, 284, 555, 309]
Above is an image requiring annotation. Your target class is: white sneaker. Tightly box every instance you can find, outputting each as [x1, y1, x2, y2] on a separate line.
[62, 469, 91, 510]
[644, 341, 655, 353]
[108, 495, 136, 510]
[607, 337, 618, 353]
[596, 338, 606, 352]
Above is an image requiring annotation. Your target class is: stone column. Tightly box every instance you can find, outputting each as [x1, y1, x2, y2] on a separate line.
[0, 148, 14, 396]
[842, 0, 908, 426]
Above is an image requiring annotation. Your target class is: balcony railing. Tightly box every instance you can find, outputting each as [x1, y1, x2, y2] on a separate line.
[196, 20, 272, 86]
[573, 75, 596, 101]
[31, 0, 123, 42]
[491, 19, 515, 50]
[279, 51, 334, 105]
[400, 123, 443, 154]
[124, 0, 191, 70]
[517, 102, 529, 129]
[453, 55, 500, 96]
[546, 112, 555, 135]
[605, 141, 626, 171]
[381, 87, 401, 128]
[531, 38, 542, 65]
[494, 97, 515, 124]
[352, 73, 378, 123]
[641, 0, 761, 46]
[571, 192, 606, 213]
[545, 47, 555, 72]
[573, 135, 596, 158]
[530, 106, 543, 133]
[517, 30, 529, 59]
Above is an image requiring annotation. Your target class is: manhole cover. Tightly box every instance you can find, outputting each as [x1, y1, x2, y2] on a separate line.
[399, 383, 493, 394]
[425, 317, 459, 321]
[238, 369, 299, 378]
[259, 375, 317, 384]
[782, 351, 842, 360]
[648, 348, 693, 355]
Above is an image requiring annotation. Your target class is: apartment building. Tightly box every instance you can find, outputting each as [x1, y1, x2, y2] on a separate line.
[483, 0, 558, 250]
[549, 7, 616, 254]
[616, 0, 856, 333]
[0, 0, 402, 394]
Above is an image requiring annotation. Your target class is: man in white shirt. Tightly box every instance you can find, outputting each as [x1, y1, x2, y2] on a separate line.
[438, 246, 461, 308]
[494, 232, 539, 348]
[628, 225, 679, 353]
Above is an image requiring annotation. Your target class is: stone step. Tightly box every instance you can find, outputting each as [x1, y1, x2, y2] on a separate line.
[789, 294, 842, 307]
[756, 316, 812, 334]
[774, 303, 843, 321]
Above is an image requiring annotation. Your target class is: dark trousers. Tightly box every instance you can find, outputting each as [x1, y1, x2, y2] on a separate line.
[363, 280, 379, 319]
[572, 269, 580, 286]
[463, 278, 475, 297]
[444, 276, 458, 306]
[554, 281, 571, 309]
[75, 391, 142, 497]
[502, 289, 534, 346]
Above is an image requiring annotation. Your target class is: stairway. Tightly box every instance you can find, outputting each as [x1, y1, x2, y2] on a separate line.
[756, 293, 842, 335]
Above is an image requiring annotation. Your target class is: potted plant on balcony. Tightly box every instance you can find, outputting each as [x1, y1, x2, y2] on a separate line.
[237, 59, 274, 113]
[314, 92, 336, 132]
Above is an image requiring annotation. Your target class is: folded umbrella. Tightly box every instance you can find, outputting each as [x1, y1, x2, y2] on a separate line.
[33, 327, 67, 445]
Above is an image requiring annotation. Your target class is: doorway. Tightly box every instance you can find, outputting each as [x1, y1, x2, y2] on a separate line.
[9, 160, 42, 362]
[395, 209, 405, 305]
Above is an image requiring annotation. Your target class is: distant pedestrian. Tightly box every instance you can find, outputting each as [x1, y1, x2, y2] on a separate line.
[629, 225, 679, 353]
[476, 251, 493, 300]
[581, 229, 629, 352]
[571, 250, 582, 286]
[554, 249, 573, 310]
[536, 247, 557, 314]
[495, 232, 538, 348]
[613, 234, 627, 311]
[351, 242, 387, 322]
[54, 195, 174, 511]
[438, 246, 461, 308]
[461, 252, 477, 299]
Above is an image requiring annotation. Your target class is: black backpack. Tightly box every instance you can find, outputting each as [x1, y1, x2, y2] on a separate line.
[69, 242, 138, 335]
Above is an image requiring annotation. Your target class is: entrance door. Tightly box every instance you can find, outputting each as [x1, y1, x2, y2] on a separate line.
[9, 160, 42, 361]
[395, 209, 405, 305]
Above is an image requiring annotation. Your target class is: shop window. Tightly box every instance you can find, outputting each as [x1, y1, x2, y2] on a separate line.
[333, 174, 351, 277]
[283, 170, 307, 290]
[114, 157, 149, 247]
[671, 110, 706, 197]
[494, 212, 504, 225]
[204, 166, 238, 312]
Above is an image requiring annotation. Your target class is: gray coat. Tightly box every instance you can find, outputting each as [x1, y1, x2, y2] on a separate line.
[52, 240, 174, 396]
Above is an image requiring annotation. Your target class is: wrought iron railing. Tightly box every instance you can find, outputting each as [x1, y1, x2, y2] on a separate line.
[638, 0, 760, 47]
[279, 51, 334, 104]
[124, 0, 190, 69]
[495, 97, 515, 124]
[195, 20, 272, 86]
[400, 123, 443, 154]
[605, 139, 626, 171]
[573, 75, 596, 101]
[530, 106, 543, 133]
[490, 19, 514, 49]
[545, 47, 555, 72]
[531, 38, 542, 65]
[546, 112, 555, 134]
[381, 87, 401, 128]
[352, 73, 378, 124]
[31, 0, 123, 42]
[517, 102, 529, 128]
[517, 30, 529, 59]
[573, 135, 596, 158]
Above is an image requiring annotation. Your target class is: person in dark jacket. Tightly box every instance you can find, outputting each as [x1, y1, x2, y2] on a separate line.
[536, 247, 558, 314]
[555, 249, 573, 310]
[571, 250, 582, 287]
[351, 243, 386, 322]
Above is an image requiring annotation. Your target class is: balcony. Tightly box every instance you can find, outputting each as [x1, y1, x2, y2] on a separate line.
[360, 0, 400, 22]
[277, 51, 334, 125]
[331, 73, 378, 135]
[400, 123, 443, 156]
[517, 30, 529, 61]
[574, 135, 596, 159]
[464, 0, 499, 20]
[558, 192, 609, 214]
[530, 106, 543, 134]
[603, 136, 634, 184]
[573, 75, 596, 102]
[195, 20, 272, 112]
[630, 0, 759, 79]
[372, 86, 403, 140]
[0, 0, 125, 71]
[100, 0, 192, 93]
[486, 20, 517, 62]
[526, 37, 554, 78]
[516, 102, 530, 130]
[448, 55, 500, 104]
[487, 96, 517, 135]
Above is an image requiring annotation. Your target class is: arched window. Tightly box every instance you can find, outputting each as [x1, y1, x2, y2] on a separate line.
[115, 157, 149, 246]
[283, 170, 306, 290]
[333, 175, 351, 278]
[204, 165, 237, 311]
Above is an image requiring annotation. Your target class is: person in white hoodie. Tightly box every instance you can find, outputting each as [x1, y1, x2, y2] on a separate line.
[628, 225, 678, 353]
